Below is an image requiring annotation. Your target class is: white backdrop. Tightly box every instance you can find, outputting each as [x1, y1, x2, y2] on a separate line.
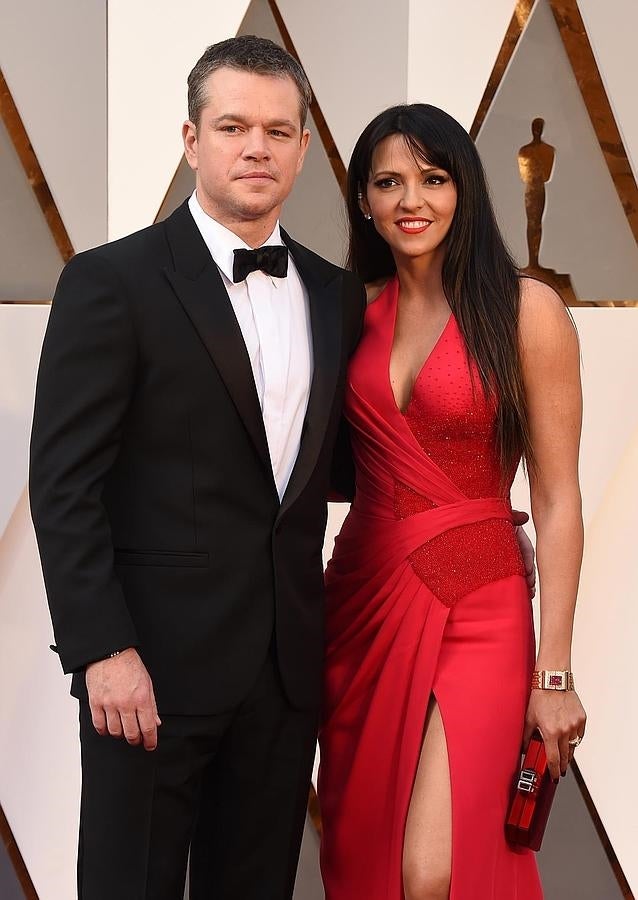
[1, 0, 637, 896]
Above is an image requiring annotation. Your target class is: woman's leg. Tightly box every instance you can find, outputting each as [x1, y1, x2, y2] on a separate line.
[402, 696, 452, 900]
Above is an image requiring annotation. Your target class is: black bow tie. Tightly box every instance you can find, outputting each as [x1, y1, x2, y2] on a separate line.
[232, 245, 288, 283]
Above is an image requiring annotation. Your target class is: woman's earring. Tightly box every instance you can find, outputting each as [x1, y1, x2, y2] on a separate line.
[358, 190, 372, 221]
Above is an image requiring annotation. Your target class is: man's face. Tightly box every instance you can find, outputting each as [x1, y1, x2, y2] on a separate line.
[183, 67, 310, 231]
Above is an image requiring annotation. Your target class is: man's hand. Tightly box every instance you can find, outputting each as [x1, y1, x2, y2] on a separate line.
[85, 648, 161, 751]
[511, 510, 536, 599]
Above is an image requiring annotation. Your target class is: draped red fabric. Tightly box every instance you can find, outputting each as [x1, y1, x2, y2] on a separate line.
[319, 278, 542, 899]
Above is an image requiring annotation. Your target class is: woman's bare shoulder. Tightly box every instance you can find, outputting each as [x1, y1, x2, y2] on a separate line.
[518, 275, 577, 354]
[519, 275, 565, 310]
[365, 278, 390, 305]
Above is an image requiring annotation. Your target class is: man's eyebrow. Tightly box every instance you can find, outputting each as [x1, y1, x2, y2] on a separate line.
[211, 114, 248, 126]
[265, 119, 299, 131]
[211, 114, 299, 131]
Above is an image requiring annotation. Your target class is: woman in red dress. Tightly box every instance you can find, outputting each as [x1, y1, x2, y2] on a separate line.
[319, 104, 587, 899]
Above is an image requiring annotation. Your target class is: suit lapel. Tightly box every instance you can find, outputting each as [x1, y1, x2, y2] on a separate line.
[163, 203, 343, 512]
[279, 231, 343, 518]
[162, 202, 275, 490]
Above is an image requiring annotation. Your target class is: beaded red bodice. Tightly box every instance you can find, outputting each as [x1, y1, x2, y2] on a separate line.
[393, 314, 525, 605]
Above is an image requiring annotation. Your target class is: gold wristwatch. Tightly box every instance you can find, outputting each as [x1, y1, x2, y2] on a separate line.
[531, 670, 574, 691]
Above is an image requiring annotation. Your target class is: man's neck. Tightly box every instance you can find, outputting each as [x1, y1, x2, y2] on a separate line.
[195, 191, 280, 248]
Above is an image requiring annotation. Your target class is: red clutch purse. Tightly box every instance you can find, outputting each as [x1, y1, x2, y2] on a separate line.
[505, 730, 557, 851]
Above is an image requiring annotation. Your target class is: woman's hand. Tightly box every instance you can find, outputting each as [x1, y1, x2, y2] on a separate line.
[514, 524, 536, 599]
[523, 689, 586, 781]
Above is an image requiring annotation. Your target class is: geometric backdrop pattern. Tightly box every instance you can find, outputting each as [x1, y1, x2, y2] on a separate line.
[474, 0, 638, 303]
[1, 1, 637, 897]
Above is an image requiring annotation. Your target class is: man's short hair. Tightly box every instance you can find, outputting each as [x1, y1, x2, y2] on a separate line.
[188, 35, 313, 129]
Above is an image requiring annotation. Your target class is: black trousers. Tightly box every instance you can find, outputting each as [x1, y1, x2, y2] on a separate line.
[77, 650, 318, 900]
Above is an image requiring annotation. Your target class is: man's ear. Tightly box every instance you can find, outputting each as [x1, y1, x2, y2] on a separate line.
[182, 120, 198, 171]
[296, 128, 311, 175]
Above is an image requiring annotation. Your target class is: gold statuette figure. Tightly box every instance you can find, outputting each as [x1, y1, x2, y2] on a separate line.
[517, 118, 579, 304]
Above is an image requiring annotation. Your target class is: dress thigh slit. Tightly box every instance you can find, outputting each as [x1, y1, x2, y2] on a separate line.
[402, 690, 454, 898]
[431, 574, 543, 899]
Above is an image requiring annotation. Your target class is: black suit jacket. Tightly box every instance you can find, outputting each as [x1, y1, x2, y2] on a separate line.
[29, 200, 365, 714]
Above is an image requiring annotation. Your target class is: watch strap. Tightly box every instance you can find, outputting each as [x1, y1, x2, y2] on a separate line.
[531, 670, 574, 691]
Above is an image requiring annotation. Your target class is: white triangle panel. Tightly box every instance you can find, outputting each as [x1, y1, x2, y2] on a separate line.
[0, 491, 80, 900]
[407, 0, 517, 130]
[275, 0, 409, 166]
[0, 306, 50, 541]
[107, 0, 251, 240]
[0, 0, 107, 252]
[578, 0, 638, 182]
[574, 420, 638, 896]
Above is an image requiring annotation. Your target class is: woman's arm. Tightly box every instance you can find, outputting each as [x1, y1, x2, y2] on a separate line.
[518, 277, 586, 780]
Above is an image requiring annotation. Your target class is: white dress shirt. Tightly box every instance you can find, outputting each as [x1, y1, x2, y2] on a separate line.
[188, 191, 313, 501]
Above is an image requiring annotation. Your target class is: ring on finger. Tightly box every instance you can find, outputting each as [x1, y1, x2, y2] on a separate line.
[568, 735, 582, 748]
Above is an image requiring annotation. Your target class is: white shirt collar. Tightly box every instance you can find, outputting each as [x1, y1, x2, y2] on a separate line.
[188, 190, 284, 284]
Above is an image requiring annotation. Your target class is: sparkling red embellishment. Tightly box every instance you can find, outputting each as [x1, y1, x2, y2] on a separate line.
[392, 320, 526, 606]
[548, 675, 563, 687]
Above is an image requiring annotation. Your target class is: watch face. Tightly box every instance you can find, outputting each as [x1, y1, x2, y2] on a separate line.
[532, 670, 573, 691]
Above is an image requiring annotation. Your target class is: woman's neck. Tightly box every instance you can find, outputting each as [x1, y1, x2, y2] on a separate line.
[394, 247, 448, 309]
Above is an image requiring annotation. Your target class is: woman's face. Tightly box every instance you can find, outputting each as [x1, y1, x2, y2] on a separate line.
[362, 133, 457, 264]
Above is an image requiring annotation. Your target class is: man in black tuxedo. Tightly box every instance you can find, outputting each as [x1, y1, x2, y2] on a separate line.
[30, 36, 364, 900]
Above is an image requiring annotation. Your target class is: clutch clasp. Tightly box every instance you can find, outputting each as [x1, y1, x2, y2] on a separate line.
[517, 768, 538, 794]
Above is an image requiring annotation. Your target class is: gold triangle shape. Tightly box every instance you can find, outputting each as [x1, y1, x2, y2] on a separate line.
[0, 69, 74, 266]
[471, 0, 637, 307]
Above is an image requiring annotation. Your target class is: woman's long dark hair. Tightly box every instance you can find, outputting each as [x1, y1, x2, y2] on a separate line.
[347, 103, 533, 474]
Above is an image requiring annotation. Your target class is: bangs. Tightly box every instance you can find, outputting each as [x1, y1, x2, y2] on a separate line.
[400, 131, 452, 178]
[360, 111, 456, 186]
